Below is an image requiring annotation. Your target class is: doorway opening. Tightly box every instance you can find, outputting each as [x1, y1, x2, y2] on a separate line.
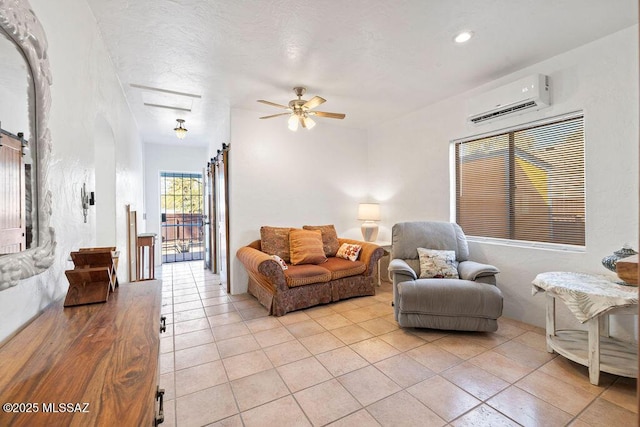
[94, 115, 116, 247]
[160, 171, 204, 263]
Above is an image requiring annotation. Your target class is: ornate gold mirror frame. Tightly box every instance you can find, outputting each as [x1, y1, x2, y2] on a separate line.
[0, 0, 55, 290]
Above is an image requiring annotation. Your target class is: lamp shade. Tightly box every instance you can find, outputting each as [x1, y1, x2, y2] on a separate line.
[358, 203, 380, 221]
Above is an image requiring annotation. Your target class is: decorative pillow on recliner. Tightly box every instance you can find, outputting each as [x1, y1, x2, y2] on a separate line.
[417, 248, 459, 279]
[289, 229, 327, 265]
[303, 224, 340, 257]
[260, 226, 293, 263]
[336, 243, 362, 262]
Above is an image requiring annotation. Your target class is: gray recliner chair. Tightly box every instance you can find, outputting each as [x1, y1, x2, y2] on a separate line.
[388, 221, 503, 332]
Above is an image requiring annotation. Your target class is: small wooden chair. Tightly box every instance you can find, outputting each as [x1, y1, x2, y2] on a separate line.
[64, 268, 112, 307]
[75, 247, 119, 290]
[64, 248, 119, 307]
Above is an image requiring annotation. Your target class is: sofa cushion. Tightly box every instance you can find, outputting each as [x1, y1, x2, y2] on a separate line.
[303, 224, 340, 257]
[284, 264, 332, 287]
[336, 243, 362, 261]
[289, 229, 327, 265]
[261, 226, 293, 263]
[418, 248, 459, 279]
[322, 257, 367, 280]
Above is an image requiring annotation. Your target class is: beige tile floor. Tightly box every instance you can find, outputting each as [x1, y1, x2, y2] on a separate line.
[158, 261, 637, 427]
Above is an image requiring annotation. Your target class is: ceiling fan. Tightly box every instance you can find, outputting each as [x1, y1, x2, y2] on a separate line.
[258, 87, 346, 131]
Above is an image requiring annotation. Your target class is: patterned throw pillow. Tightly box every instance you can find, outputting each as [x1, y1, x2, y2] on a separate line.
[336, 243, 362, 262]
[302, 224, 340, 257]
[289, 229, 327, 265]
[417, 248, 459, 279]
[260, 226, 293, 263]
[271, 255, 288, 270]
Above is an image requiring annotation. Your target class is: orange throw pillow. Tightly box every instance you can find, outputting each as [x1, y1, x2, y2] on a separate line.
[289, 229, 327, 265]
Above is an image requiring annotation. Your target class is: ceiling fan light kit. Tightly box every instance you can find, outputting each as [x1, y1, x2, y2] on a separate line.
[287, 114, 299, 131]
[302, 116, 315, 129]
[258, 87, 345, 131]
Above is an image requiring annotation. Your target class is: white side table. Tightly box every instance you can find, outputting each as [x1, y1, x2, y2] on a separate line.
[532, 271, 638, 385]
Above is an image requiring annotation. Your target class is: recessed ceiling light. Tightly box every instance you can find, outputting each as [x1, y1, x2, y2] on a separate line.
[454, 31, 474, 44]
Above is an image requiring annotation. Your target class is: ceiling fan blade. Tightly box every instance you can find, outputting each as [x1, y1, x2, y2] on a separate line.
[259, 112, 291, 119]
[257, 99, 289, 109]
[300, 116, 307, 129]
[311, 111, 346, 119]
[302, 96, 326, 110]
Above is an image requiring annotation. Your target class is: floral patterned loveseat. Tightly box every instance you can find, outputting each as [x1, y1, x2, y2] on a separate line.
[236, 225, 384, 316]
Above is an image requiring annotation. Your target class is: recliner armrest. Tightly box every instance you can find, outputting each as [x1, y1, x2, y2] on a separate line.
[458, 260, 499, 281]
[388, 259, 418, 280]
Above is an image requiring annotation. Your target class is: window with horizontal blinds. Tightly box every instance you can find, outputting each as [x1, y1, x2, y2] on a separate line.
[455, 115, 585, 246]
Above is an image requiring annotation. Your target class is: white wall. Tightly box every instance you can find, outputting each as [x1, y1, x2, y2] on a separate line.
[143, 143, 208, 265]
[229, 108, 370, 293]
[368, 26, 639, 340]
[0, 0, 145, 342]
[207, 108, 231, 161]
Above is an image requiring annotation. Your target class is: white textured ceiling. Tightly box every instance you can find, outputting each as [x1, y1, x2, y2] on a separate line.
[85, 0, 638, 148]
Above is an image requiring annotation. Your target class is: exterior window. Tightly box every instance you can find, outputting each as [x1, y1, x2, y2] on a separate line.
[455, 115, 585, 247]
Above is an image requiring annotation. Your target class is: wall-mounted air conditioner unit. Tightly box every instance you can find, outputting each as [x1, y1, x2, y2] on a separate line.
[467, 74, 550, 124]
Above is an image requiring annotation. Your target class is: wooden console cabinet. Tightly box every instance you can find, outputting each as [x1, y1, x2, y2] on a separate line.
[0, 281, 164, 426]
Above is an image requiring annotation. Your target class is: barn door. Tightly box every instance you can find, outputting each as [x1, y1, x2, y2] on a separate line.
[0, 132, 25, 254]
